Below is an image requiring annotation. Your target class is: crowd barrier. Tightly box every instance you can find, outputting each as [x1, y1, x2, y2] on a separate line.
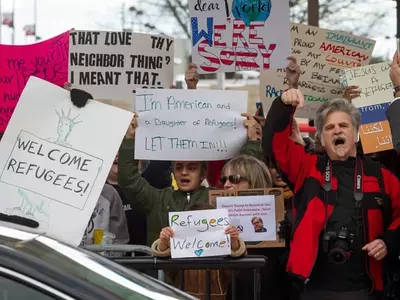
[82, 244, 267, 299]
[112, 255, 267, 300]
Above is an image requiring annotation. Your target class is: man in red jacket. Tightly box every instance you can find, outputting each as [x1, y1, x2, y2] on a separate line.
[263, 88, 400, 300]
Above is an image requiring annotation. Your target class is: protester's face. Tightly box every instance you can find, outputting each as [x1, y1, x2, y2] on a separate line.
[173, 161, 204, 192]
[321, 111, 357, 160]
[269, 167, 287, 187]
[252, 218, 263, 232]
[221, 168, 249, 190]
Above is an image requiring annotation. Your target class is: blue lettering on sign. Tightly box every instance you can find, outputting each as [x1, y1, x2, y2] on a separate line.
[232, 0, 272, 26]
[191, 17, 213, 46]
[265, 85, 284, 98]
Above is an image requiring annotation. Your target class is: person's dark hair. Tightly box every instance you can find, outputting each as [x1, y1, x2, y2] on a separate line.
[171, 161, 208, 176]
[264, 155, 278, 169]
[187, 203, 214, 211]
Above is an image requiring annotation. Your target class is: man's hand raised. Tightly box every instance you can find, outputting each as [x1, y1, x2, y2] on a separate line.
[281, 89, 305, 108]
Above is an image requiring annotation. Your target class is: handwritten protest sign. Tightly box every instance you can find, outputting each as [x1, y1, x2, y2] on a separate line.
[169, 209, 231, 258]
[341, 62, 392, 107]
[217, 195, 276, 242]
[134, 89, 248, 160]
[68, 30, 174, 111]
[260, 23, 375, 118]
[340, 62, 393, 154]
[189, 0, 290, 73]
[0, 31, 69, 132]
[0, 77, 133, 246]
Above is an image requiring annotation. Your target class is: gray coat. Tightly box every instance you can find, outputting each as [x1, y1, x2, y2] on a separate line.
[83, 184, 129, 245]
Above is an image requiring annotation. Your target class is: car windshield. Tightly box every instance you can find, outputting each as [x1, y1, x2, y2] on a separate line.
[0, 227, 193, 300]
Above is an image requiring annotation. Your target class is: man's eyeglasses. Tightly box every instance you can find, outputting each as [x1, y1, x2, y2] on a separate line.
[219, 175, 247, 184]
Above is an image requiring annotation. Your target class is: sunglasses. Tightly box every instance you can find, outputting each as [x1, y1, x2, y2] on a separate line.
[220, 175, 247, 184]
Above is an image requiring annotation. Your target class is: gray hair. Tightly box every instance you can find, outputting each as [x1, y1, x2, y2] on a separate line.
[315, 98, 360, 137]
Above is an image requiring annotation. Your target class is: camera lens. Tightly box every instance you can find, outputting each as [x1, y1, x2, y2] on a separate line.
[328, 248, 349, 265]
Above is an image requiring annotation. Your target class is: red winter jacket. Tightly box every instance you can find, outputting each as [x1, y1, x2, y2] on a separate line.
[263, 97, 400, 293]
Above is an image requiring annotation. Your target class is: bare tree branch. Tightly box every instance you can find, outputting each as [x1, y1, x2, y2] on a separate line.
[173, 0, 190, 19]
[165, 0, 191, 38]
[103, 0, 391, 46]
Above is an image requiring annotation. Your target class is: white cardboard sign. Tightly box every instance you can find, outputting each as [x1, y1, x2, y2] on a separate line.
[189, 0, 291, 73]
[217, 195, 276, 242]
[169, 209, 231, 258]
[0, 77, 133, 246]
[69, 30, 174, 111]
[134, 89, 248, 161]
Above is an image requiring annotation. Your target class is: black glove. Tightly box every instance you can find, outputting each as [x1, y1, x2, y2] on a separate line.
[70, 89, 93, 108]
[0, 213, 39, 228]
[277, 219, 292, 240]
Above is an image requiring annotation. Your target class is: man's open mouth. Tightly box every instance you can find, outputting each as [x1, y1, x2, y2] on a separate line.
[334, 137, 346, 146]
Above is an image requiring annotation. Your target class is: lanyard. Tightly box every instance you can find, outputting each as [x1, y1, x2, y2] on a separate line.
[323, 156, 363, 206]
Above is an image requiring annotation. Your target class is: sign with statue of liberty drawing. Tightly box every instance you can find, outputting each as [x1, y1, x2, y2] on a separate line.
[0, 76, 133, 246]
[189, 0, 291, 73]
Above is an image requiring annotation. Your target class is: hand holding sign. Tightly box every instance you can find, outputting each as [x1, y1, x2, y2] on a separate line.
[286, 56, 301, 89]
[63, 82, 72, 91]
[225, 225, 240, 250]
[185, 63, 199, 90]
[125, 113, 138, 139]
[159, 226, 175, 251]
[242, 113, 262, 141]
[343, 85, 361, 101]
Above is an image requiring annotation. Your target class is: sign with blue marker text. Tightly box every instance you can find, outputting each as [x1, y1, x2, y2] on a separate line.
[68, 30, 174, 111]
[189, 0, 290, 73]
[260, 23, 375, 118]
[169, 209, 231, 259]
[0, 77, 133, 246]
[134, 89, 248, 161]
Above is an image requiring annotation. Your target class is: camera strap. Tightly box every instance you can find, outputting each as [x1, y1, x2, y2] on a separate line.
[323, 157, 364, 229]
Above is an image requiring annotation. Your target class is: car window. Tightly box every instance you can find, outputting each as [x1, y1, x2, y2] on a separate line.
[0, 275, 58, 300]
[7, 235, 192, 300]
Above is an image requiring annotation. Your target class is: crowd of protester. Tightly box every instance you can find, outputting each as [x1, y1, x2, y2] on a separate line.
[62, 50, 400, 300]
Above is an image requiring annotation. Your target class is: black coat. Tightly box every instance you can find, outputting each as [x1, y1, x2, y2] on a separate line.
[384, 100, 400, 299]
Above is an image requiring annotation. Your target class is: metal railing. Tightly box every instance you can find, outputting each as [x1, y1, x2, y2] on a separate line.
[81, 244, 152, 256]
[111, 255, 267, 300]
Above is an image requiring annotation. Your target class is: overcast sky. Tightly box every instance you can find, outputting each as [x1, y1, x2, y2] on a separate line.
[0, 0, 397, 59]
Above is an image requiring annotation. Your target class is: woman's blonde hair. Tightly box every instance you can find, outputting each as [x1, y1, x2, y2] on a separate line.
[222, 155, 273, 189]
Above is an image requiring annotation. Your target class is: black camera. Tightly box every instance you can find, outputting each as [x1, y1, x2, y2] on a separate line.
[323, 226, 355, 264]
